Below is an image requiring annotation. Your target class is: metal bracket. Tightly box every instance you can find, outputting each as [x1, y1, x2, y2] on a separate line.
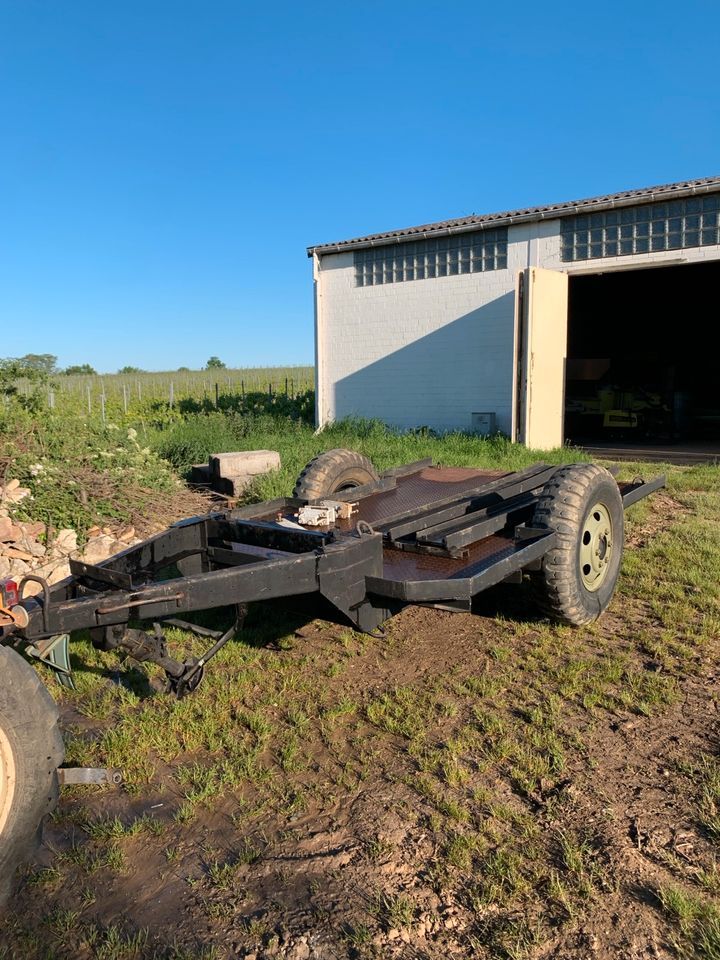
[514, 527, 548, 570]
[57, 767, 123, 786]
[501, 570, 524, 584]
[515, 525, 549, 541]
[25, 633, 76, 690]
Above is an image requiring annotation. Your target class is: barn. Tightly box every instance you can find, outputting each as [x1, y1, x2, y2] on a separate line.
[308, 176, 720, 452]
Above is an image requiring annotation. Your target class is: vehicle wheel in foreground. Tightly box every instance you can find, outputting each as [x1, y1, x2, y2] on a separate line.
[531, 463, 624, 626]
[0, 646, 64, 908]
[293, 448, 379, 500]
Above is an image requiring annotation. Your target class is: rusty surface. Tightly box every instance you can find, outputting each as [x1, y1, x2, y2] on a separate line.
[340, 467, 508, 531]
[241, 466, 557, 584]
[380, 533, 517, 582]
[247, 467, 520, 582]
[248, 467, 508, 533]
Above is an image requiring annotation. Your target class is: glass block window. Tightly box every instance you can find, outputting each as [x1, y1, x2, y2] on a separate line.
[354, 228, 508, 286]
[561, 194, 720, 262]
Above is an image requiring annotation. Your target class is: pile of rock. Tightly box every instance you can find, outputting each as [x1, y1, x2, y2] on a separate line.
[0, 480, 139, 596]
[190, 449, 281, 498]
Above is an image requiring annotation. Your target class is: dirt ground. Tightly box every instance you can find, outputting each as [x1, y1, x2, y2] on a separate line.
[1, 491, 719, 960]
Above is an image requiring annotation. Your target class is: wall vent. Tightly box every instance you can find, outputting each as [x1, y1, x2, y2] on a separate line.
[471, 412, 496, 436]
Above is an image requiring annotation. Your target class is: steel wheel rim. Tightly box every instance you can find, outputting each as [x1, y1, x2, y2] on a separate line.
[0, 725, 16, 835]
[579, 501, 613, 592]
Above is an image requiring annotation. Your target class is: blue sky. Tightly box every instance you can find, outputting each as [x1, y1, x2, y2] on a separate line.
[1, 0, 719, 372]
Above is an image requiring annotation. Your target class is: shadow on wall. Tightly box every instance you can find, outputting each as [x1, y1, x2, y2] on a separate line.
[331, 292, 515, 433]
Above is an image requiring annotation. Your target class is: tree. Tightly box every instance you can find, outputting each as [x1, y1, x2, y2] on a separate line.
[63, 364, 97, 376]
[118, 365, 144, 374]
[0, 359, 29, 396]
[18, 354, 58, 375]
[177, 366, 190, 372]
[0, 358, 49, 410]
[205, 357, 226, 369]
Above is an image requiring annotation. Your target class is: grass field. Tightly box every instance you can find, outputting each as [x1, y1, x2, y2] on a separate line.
[1, 399, 719, 958]
[151, 415, 592, 494]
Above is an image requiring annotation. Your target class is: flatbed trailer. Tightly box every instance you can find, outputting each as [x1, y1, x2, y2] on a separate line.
[0, 451, 664, 901]
[2, 453, 664, 688]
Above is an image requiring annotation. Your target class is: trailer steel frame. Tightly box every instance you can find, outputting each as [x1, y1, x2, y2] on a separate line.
[0, 459, 665, 695]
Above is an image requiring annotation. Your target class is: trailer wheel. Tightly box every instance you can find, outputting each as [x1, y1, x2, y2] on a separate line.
[293, 448, 379, 500]
[531, 464, 624, 626]
[0, 646, 64, 907]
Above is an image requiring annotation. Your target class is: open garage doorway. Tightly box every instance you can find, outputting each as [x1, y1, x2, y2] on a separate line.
[564, 259, 720, 461]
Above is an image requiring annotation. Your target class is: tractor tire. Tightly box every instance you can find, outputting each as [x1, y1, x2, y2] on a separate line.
[293, 449, 379, 501]
[0, 646, 64, 908]
[531, 463, 624, 626]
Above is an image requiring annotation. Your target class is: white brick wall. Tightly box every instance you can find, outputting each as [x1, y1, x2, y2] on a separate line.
[316, 233, 527, 434]
[315, 218, 720, 434]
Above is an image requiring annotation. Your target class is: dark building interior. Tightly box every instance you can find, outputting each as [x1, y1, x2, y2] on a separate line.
[565, 260, 720, 448]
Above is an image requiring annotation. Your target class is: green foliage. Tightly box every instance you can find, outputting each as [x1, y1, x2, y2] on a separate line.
[151, 391, 314, 473]
[0, 357, 52, 412]
[117, 365, 144, 374]
[32, 365, 315, 419]
[205, 356, 226, 369]
[660, 885, 720, 959]
[0, 409, 180, 535]
[174, 387, 314, 421]
[0, 359, 33, 395]
[63, 364, 97, 376]
[153, 414, 309, 476]
[17, 353, 58, 375]
[153, 413, 247, 472]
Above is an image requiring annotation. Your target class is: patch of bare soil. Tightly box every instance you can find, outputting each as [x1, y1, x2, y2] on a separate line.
[316, 605, 502, 697]
[541, 668, 720, 960]
[625, 491, 688, 549]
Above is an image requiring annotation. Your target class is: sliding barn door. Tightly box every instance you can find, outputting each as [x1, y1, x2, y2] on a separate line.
[515, 267, 568, 450]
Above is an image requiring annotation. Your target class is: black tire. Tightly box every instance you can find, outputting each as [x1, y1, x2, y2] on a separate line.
[531, 463, 624, 626]
[0, 646, 64, 907]
[293, 448, 379, 501]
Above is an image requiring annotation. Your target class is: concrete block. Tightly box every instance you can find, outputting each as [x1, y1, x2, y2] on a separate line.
[214, 475, 255, 497]
[209, 450, 280, 479]
[189, 464, 211, 485]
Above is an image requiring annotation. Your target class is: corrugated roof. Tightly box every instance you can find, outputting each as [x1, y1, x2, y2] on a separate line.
[307, 175, 720, 256]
